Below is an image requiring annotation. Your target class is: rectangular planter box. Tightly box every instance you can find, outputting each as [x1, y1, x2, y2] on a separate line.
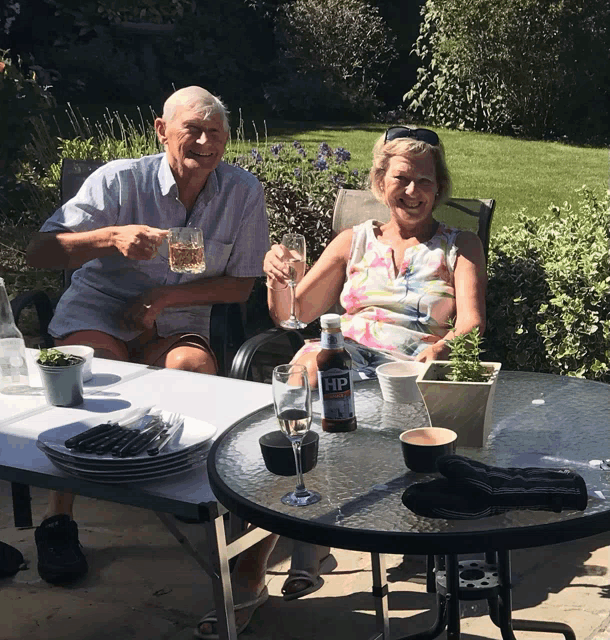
[416, 361, 502, 448]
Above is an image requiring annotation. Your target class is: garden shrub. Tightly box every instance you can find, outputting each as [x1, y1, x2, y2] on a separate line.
[406, 0, 610, 143]
[486, 187, 610, 382]
[0, 51, 55, 184]
[267, 0, 397, 119]
[229, 141, 366, 262]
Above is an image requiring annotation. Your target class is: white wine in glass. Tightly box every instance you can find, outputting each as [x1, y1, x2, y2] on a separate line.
[279, 233, 307, 330]
[272, 364, 321, 506]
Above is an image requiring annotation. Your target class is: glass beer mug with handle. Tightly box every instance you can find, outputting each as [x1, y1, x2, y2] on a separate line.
[168, 227, 205, 274]
[272, 364, 321, 506]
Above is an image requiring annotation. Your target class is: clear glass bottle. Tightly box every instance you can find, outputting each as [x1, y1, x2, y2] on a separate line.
[316, 313, 357, 432]
[0, 277, 30, 392]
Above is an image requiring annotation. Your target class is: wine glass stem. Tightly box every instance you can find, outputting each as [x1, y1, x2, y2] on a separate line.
[291, 440, 308, 496]
[288, 281, 298, 322]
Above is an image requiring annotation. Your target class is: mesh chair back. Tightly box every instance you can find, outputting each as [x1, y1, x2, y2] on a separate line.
[61, 158, 105, 204]
[60, 159, 105, 288]
[332, 189, 495, 261]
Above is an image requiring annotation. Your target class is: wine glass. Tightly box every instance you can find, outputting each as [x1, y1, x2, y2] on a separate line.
[272, 364, 321, 506]
[279, 233, 307, 330]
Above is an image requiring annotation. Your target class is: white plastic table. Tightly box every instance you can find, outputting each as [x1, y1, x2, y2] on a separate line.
[0, 349, 274, 640]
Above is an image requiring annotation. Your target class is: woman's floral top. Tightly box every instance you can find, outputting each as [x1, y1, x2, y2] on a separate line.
[339, 219, 459, 357]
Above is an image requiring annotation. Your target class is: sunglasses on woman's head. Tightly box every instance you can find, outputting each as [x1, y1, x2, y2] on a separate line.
[384, 126, 440, 146]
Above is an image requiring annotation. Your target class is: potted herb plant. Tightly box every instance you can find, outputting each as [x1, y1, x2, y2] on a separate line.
[416, 327, 502, 448]
[36, 348, 86, 407]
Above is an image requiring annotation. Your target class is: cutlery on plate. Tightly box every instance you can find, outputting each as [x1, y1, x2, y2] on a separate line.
[78, 425, 125, 453]
[64, 406, 154, 449]
[64, 423, 115, 449]
[103, 416, 164, 456]
[116, 417, 165, 457]
[147, 414, 184, 456]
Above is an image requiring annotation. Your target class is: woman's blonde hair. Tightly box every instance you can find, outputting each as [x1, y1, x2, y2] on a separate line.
[369, 134, 452, 210]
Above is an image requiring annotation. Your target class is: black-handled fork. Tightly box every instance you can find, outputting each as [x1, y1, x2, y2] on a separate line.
[147, 414, 183, 456]
[116, 418, 165, 457]
[111, 417, 164, 457]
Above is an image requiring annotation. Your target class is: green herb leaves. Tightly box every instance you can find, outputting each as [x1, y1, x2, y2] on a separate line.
[447, 326, 491, 383]
[37, 348, 82, 367]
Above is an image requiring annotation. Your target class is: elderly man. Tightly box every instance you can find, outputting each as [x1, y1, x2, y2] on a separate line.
[26, 86, 270, 585]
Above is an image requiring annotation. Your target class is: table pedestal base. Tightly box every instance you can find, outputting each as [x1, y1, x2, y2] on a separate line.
[394, 551, 575, 640]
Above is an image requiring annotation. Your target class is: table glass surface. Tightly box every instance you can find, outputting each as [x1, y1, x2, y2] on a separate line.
[210, 372, 610, 553]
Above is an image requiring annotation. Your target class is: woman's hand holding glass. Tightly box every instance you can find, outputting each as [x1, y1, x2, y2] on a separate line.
[264, 233, 308, 329]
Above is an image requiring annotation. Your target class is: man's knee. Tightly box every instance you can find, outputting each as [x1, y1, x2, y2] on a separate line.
[165, 346, 217, 375]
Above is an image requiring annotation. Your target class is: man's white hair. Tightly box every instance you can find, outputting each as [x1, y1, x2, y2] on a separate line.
[162, 86, 229, 132]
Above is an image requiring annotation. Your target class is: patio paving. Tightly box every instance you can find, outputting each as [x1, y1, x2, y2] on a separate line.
[1, 480, 609, 640]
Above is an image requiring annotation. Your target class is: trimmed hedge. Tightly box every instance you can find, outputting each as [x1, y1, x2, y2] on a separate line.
[486, 188, 610, 382]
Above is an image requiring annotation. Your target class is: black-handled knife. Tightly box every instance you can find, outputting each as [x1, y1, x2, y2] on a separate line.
[119, 425, 165, 457]
[110, 430, 142, 456]
[65, 423, 114, 449]
[63, 406, 154, 450]
[147, 419, 183, 456]
[93, 428, 132, 455]
[79, 425, 124, 453]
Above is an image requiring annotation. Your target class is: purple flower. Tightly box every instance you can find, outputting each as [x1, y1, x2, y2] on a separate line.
[351, 168, 359, 177]
[270, 143, 283, 157]
[292, 140, 303, 149]
[314, 156, 328, 171]
[250, 148, 263, 164]
[331, 174, 344, 186]
[297, 147, 307, 158]
[334, 147, 351, 165]
[318, 142, 332, 157]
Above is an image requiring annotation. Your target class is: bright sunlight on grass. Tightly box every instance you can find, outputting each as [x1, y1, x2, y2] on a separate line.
[232, 121, 608, 231]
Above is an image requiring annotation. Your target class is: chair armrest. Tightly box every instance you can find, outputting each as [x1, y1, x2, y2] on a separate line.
[10, 290, 55, 347]
[228, 327, 305, 380]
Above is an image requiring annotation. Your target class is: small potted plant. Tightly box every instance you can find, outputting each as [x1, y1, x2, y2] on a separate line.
[36, 348, 86, 407]
[416, 327, 502, 448]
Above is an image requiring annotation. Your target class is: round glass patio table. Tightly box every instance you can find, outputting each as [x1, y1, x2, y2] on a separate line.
[208, 371, 610, 556]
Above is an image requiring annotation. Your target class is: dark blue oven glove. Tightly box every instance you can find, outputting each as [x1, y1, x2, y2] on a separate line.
[402, 454, 588, 520]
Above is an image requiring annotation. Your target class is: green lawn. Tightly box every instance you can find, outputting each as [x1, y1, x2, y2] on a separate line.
[232, 122, 608, 231]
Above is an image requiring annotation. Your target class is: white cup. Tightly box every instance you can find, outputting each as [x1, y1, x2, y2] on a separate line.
[54, 345, 94, 382]
[376, 361, 426, 404]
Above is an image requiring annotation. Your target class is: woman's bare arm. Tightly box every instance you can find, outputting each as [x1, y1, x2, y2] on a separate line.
[264, 229, 353, 325]
[416, 230, 487, 362]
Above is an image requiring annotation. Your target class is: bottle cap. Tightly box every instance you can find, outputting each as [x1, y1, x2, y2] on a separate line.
[320, 313, 341, 329]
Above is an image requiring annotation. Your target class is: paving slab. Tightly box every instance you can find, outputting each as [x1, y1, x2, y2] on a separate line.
[1, 481, 609, 640]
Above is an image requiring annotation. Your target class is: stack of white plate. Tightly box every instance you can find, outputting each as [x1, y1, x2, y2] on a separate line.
[37, 413, 217, 484]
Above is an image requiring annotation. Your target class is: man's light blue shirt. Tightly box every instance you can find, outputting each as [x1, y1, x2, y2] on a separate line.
[40, 153, 269, 341]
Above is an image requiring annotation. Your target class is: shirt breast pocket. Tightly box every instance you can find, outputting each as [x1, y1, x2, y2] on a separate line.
[201, 238, 233, 278]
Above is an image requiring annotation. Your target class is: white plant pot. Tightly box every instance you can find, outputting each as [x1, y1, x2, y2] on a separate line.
[416, 361, 502, 448]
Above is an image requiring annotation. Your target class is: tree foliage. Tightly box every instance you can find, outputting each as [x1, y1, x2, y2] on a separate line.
[266, 0, 397, 118]
[406, 0, 610, 142]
